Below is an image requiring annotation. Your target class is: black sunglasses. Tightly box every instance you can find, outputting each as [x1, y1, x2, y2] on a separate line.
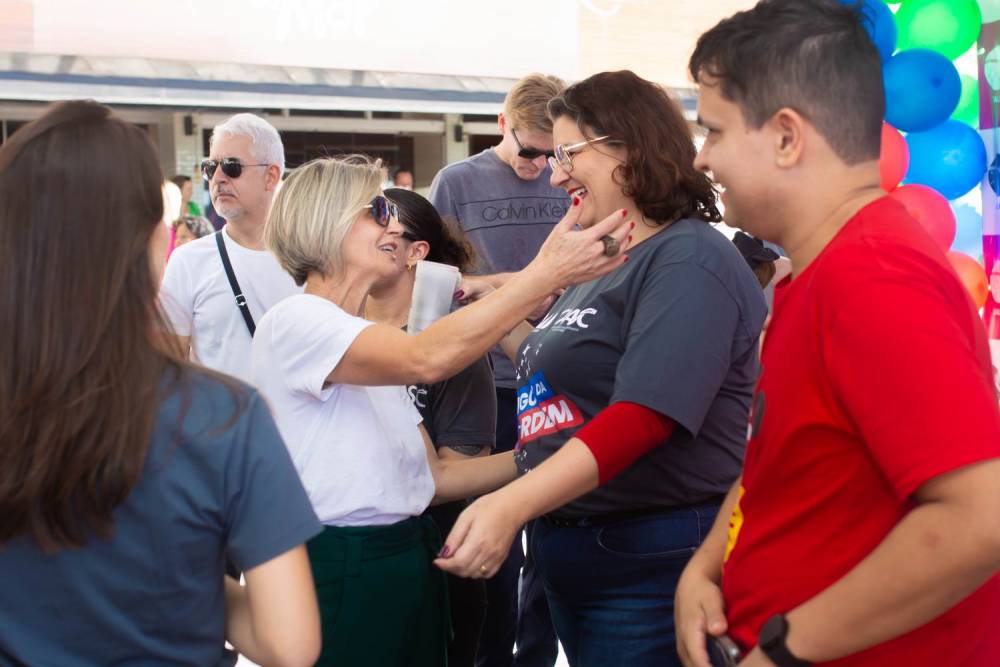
[364, 195, 399, 227]
[200, 157, 269, 181]
[511, 128, 555, 160]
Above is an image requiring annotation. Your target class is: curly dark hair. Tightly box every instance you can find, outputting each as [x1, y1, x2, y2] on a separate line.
[384, 188, 476, 273]
[547, 70, 721, 225]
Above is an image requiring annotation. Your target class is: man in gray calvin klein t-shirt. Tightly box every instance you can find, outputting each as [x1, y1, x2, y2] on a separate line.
[429, 73, 567, 667]
[429, 139, 570, 396]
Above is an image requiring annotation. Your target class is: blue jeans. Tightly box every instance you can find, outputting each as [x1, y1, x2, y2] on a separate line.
[531, 503, 721, 667]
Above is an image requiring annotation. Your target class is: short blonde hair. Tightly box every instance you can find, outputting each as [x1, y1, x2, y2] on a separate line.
[504, 73, 566, 133]
[265, 155, 383, 286]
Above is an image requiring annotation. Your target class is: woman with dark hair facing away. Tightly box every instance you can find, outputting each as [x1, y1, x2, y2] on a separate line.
[0, 100, 322, 667]
[365, 187, 495, 667]
[435, 70, 769, 666]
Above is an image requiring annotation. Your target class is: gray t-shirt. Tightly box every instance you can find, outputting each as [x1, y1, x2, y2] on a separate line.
[408, 355, 497, 454]
[513, 219, 768, 518]
[429, 149, 570, 388]
[0, 371, 322, 666]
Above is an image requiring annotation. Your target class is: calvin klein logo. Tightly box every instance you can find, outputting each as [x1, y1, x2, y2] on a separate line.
[481, 201, 568, 222]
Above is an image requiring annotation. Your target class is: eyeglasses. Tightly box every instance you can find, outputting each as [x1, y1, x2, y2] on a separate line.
[511, 128, 555, 161]
[200, 157, 270, 181]
[364, 195, 399, 227]
[547, 136, 619, 173]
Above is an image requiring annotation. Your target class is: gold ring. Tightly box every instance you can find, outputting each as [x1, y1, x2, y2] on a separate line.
[479, 564, 489, 575]
[600, 234, 620, 257]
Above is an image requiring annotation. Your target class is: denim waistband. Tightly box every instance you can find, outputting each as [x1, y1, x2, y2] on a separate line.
[541, 497, 724, 528]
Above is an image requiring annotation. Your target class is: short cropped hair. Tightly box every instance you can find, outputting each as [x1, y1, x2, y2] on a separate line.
[689, 0, 883, 164]
[548, 70, 721, 225]
[504, 73, 565, 134]
[265, 155, 382, 286]
[210, 113, 286, 177]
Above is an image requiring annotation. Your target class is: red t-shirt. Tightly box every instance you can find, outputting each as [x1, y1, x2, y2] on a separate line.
[722, 197, 1000, 665]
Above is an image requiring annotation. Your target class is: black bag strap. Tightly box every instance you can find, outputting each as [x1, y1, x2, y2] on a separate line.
[215, 231, 256, 337]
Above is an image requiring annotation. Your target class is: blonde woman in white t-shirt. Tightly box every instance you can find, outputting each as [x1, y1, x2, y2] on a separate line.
[251, 154, 632, 667]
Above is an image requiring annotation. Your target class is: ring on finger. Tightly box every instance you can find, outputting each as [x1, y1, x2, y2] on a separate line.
[600, 234, 620, 257]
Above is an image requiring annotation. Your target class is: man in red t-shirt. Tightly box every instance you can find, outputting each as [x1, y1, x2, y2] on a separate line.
[675, 1, 1000, 666]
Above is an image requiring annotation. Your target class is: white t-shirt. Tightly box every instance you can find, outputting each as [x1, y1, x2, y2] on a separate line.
[159, 227, 301, 383]
[251, 294, 436, 527]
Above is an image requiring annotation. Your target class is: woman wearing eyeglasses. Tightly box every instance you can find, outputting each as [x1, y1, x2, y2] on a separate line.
[434, 70, 769, 667]
[250, 154, 630, 666]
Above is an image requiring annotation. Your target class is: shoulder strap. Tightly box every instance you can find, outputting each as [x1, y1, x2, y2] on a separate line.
[215, 230, 256, 337]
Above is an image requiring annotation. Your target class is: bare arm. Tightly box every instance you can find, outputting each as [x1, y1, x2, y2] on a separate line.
[418, 425, 518, 504]
[499, 321, 535, 363]
[465, 272, 517, 290]
[436, 444, 491, 461]
[330, 206, 632, 387]
[225, 545, 320, 667]
[676, 480, 743, 667]
[433, 438, 599, 576]
[759, 459, 1000, 664]
[684, 479, 742, 584]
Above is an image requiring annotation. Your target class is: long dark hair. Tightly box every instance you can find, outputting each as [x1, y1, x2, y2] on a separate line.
[548, 70, 721, 225]
[0, 100, 180, 550]
[385, 188, 476, 272]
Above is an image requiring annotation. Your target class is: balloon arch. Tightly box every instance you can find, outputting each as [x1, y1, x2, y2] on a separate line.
[855, 0, 996, 329]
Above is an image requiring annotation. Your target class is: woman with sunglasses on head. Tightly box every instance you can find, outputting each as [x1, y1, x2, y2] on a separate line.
[251, 155, 630, 666]
[434, 70, 769, 667]
[363, 187, 495, 667]
[0, 101, 322, 666]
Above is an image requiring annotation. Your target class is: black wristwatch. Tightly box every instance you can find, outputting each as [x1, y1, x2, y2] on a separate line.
[758, 614, 812, 667]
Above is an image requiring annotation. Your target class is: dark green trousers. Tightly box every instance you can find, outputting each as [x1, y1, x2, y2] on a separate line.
[307, 516, 449, 667]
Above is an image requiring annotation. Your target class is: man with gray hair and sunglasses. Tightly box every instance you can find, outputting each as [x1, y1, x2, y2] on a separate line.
[159, 112, 300, 383]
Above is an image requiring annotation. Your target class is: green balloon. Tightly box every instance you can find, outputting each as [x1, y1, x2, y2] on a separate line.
[952, 73, 980, 125]
[895, 0, 983, 60]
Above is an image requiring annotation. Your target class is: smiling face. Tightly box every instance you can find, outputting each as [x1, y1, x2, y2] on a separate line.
[340, 196, 408, 283]
[694, 79, 779, 238]
[548, 116, 629, 229]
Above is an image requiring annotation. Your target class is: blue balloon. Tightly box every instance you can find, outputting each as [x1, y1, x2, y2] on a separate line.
[839, 0, 897, 61]
[951, 203, 984, 258]
[884, 49, 961, 132]
[905, 120, 987, 200]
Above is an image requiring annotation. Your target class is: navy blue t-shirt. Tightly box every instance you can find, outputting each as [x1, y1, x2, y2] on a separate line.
[0, 370, 321, 666]
[514, 219, 768, 518]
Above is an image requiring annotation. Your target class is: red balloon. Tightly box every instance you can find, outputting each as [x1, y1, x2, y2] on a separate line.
[889, 184, 956, 251]
[879, 122, 909, 192]
[947, 251, 989, 309]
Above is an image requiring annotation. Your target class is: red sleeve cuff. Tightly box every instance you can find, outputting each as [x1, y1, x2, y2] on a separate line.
[575, 401, 675, 484]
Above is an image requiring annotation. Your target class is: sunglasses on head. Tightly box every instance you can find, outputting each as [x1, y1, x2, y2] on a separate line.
[200, 157, 270, 181]
[511, 128, 555, 161]
[364, 195, 399, 227]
